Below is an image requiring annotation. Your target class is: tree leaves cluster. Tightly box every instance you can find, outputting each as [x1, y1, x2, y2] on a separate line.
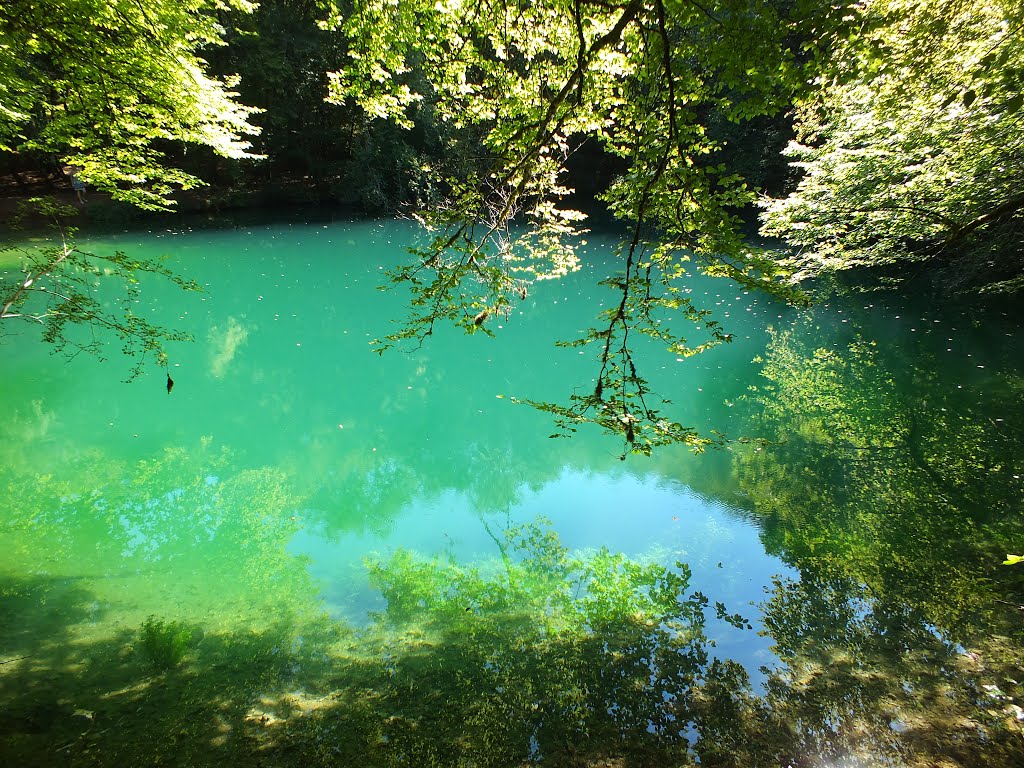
[760, 0, 1024, 293]
[326, 0, 848, 453]
[0, 1, 267, 374]
[0, 0, 261, 210]
[3, 0, 1022, 447]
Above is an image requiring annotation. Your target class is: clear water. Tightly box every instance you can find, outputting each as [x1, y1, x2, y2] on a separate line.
[2, 215, 1022, 766]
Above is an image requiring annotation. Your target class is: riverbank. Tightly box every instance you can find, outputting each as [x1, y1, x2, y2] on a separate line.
[0, 171, 373, 235]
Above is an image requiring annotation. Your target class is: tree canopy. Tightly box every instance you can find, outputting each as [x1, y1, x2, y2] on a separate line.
[0, 0, 261, 210]
[760, 0, 1024, 293]
[325, 0, 852, 453]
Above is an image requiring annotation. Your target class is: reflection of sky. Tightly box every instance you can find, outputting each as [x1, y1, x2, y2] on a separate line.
[289, 465, 795, 684]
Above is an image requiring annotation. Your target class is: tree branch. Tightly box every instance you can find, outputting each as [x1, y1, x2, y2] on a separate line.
[945, 194, 1024, 245]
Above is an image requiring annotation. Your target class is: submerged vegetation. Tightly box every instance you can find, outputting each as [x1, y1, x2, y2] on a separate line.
[137, 617, 192, 672]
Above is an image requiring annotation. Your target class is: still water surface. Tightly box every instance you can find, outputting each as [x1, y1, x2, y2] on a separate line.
[2, 216, 1022, 766]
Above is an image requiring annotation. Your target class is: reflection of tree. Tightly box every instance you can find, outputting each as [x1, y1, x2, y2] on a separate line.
[761, 572, 1024, 768]
[1, 516, 797, 766]
[732, 313, 1024, 764]
[320, 520, 783, 766]
[0, 442, 320, 628]
[736, 315, 1024, 631]
[0, 572, 340, 767]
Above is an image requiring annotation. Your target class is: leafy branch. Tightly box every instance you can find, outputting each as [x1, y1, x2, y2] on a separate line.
[1, 198, 201, 379]
[332, 0, 831, 452]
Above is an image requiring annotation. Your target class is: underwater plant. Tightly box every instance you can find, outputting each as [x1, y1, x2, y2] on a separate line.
[137, 616, 192, 671]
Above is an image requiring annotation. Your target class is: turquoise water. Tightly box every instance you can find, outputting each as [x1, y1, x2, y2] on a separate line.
[2, 216, 1023, 766]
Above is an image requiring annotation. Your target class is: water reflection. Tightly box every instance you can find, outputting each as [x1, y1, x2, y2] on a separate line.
[734, 311, 1024, 765]
[762, 573, 1024, 767]
[0, 444, 320, 633]
[3, 218, 1024, 765]
[291, 466, 789, 678]
[0, 437, 773, 765]
[208, 316, 250, 379]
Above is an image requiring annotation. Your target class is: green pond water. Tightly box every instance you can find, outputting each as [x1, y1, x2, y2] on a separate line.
[2, 214, 1023, 766]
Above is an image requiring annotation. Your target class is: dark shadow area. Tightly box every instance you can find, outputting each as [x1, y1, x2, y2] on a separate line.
[6, 519, 1024, 767]
[0, 574, 345, 767]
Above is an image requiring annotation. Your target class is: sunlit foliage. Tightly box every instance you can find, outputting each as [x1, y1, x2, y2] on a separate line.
[0, 1, 267, 369]
[326, 0, 846, 452]
[0, 0, 261, 209]
[761, 0, 1024, 292]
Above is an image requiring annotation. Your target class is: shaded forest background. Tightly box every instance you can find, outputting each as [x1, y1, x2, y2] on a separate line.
[0, 0, 790, 221]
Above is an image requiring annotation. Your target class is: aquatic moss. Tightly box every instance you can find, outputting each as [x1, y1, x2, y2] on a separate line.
[137, 616, 192, 671]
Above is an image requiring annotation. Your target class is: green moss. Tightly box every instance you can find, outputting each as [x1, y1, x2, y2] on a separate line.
[137, 616, 192, 671]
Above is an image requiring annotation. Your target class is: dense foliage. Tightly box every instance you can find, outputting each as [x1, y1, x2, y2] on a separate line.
[0, 0, 261, 210]
[0, 0, 263, 371]
[760, 0, 1024, 294]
